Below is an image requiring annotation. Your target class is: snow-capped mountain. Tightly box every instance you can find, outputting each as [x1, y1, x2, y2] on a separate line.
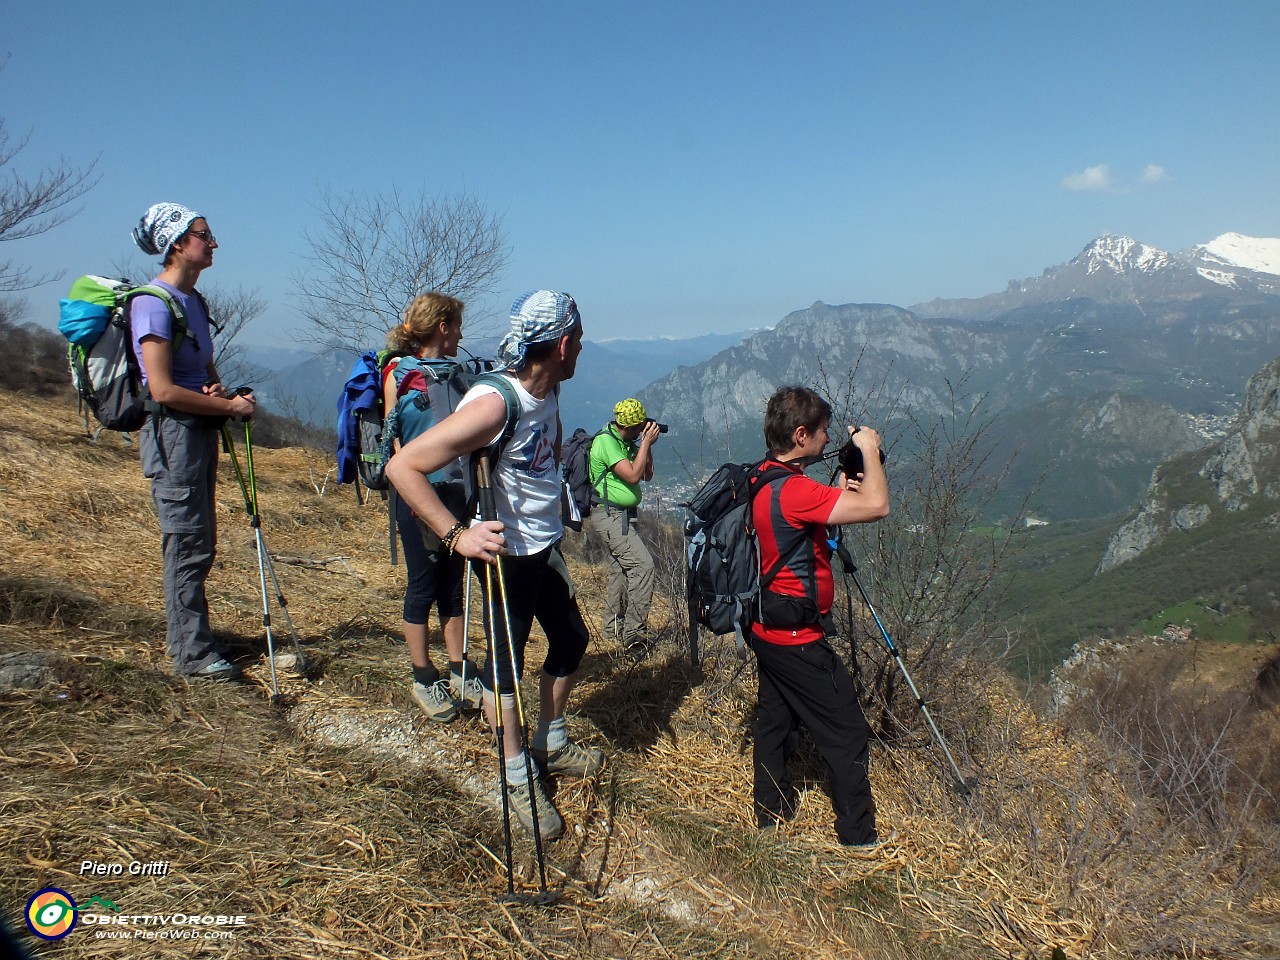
[1077, 234, 1172, 275]
[1188, 233, 1280, 292]
[915, 232, 1280, 320]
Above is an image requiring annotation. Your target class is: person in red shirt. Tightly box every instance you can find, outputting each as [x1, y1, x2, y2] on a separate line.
[749, 385, 889, 847]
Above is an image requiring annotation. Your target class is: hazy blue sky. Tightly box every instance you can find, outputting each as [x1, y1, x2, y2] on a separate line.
[6, 1, 1278, 347]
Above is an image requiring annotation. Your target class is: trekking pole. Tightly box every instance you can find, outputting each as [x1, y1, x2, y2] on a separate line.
[833, 539, 973, 796]
[242, 421, 310, 673]
[479, 550, 518, 900]
[474, 455, 558, 905]
[461, 553, 473, 703]
[221, 420, 308, 700]
[685, 561, 700, 669]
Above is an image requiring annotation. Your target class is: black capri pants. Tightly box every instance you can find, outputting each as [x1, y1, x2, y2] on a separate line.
[474, 542, 590, 694]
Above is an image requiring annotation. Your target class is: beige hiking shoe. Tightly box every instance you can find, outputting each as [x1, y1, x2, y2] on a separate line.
[450, 672, 484, 711]
[505, 777, 564, 840]
[412, 679, 458, 723]
[533, 740, 605, 779]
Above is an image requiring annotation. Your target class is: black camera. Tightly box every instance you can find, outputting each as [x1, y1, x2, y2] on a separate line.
[839, 436, 885, 477]
[231, 385, 254, 398]
[645, 418, 669, 434]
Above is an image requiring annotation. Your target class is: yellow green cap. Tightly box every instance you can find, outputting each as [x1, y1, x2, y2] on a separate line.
[614, 398, 647, 427]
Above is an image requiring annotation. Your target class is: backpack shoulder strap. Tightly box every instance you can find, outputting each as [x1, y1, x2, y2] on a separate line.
[749, 460, 794, 502]
[388, 353, 419, 397]
[473, 371, 521, 458]
[193, 288, 221, 336]
[586, 425, 614, 504]
[751, 461, 803, 591]
[124, 284, 191, 353]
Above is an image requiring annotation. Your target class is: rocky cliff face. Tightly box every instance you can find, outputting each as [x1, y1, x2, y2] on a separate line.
[641, 302, 1012, 437]
[983, 391, 1204, 521]
[1097, 356, 1280, 572]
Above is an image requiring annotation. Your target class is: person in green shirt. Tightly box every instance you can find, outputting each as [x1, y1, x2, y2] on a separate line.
[586, 398, 661, 658]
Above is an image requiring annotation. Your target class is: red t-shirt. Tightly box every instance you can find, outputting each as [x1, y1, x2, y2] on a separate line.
[750, 461, 842, 645]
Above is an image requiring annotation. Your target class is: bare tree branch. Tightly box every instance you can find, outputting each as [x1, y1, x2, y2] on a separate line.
[294, 186, 509, 354]
[811, 368, 1036, 740]
[0, 65, 101, 291]
[204, 286, 267, 387]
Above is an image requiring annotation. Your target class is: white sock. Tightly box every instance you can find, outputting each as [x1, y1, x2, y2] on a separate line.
[505, 752, 529, 786]
[533, 716, 568, 753]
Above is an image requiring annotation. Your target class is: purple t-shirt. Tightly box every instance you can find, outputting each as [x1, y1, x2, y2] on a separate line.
[131, 280, 215, 391]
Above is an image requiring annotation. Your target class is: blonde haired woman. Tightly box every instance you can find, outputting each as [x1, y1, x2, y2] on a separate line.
[383, 293, 480, 720]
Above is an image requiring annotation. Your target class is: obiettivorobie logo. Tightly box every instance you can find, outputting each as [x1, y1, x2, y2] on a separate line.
[25, 889, 122, 941]
[25, 887, 79, 941]
[23, 885, 245, 942]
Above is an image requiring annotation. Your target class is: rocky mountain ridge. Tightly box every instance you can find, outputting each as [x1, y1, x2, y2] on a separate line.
[639, 230, 1280, 519]
[642, 291, 1279, 456]
[914, 232, 1280, 320]
[983, 390, 1205, 521]
[1097, 356, 1280, 572]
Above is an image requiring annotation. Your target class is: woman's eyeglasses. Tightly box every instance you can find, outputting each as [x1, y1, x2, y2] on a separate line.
[188, 229, 216, 244]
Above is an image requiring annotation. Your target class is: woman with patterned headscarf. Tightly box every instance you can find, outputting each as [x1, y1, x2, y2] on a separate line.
[131, 203, 256, 681]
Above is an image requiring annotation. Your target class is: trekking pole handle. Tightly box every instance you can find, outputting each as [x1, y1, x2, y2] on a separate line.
[226, 385, 256, 423]
[461, 452, 509, 564]
[475, 453, 498, 523]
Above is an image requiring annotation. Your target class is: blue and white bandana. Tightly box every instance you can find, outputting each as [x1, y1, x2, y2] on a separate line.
[133, 202, 201, 258]
[497, 290, 581, 371]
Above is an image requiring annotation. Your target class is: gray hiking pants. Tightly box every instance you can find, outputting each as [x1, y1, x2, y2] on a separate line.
[584, 506, 653, 641]
[139, 413, 224, 675]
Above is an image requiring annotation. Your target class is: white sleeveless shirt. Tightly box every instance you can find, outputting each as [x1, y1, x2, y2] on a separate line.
[458, 374, 563, 555]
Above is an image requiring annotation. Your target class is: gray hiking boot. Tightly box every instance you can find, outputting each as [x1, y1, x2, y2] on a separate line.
[533, 740, 605, 779]
[412, 679, 458, 723]
[187, 658, 242, 682]
[505, 777, 564, 840]
[624, 633, 657, 662]
[450, 672, 484, 711]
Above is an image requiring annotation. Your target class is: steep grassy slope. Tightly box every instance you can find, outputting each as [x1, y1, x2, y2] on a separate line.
[2, 391, 1277, 959]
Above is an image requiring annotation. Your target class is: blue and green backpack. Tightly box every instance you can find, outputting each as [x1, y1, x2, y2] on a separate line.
[58, 275, 199, 432]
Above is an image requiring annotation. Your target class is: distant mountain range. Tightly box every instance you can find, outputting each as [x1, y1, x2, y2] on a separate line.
[239, 231, 1280, 525]
[240, 330, 753, 435]
[913, 233, 1280, 320]
[640, 233, 1280, 520]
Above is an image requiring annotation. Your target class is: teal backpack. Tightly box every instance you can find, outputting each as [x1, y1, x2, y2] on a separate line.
[383, 361, 522, 552]
[58, 275, 207, 432]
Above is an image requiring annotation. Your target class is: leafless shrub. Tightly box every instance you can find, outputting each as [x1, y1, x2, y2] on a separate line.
[203, 285, 268, 387]
[295, 186, 509, 353]
[931, 661, 1280, 957]
[822, 375, 1035, 750]
[636, 511, 689, 642]
[0, 297, 71, 395]
[0, 66, 100, 291]
[1062, 642, 1280, 831]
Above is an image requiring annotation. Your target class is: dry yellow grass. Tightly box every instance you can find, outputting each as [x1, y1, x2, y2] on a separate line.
[2, 389, 1277, 959]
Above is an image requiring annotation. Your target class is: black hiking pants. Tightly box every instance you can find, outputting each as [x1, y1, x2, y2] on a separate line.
[473, 542, 590, 694]
[749, 633, 877, 846]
